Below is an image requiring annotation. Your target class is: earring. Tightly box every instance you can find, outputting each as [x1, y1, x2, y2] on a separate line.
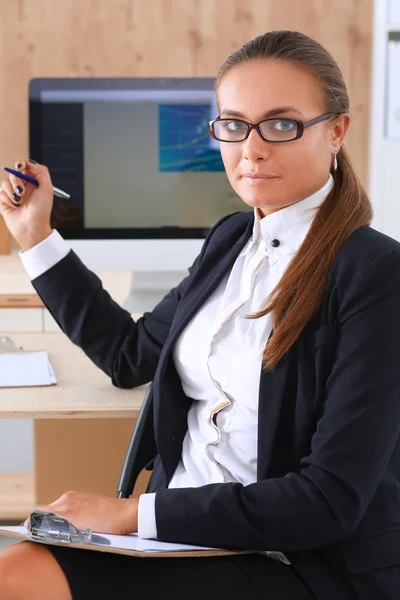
[332, 146, 338, 172]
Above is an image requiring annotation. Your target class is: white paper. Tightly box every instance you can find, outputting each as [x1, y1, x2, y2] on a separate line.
[0, 351, 57, 387]
[0, 526, 215, 553]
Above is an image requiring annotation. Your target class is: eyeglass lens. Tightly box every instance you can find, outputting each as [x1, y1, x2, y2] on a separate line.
[213, 118, 299, 142]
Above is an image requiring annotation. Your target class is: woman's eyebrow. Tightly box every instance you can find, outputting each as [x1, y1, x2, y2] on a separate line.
[219, 106, 303, 118]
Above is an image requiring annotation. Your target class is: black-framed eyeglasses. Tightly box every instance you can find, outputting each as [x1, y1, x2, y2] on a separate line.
[208, 112, 341, 143]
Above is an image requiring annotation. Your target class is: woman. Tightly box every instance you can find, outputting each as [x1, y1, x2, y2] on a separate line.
[0, 29, 399, 600]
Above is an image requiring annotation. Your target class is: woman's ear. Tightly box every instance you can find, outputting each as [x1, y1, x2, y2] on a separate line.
[332, 112, 351, 148]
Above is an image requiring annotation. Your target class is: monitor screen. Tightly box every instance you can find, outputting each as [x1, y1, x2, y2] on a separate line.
[29, 78, 250, 240]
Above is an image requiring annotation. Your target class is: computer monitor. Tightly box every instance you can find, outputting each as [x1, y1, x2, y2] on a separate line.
[29, 77, 250, 311]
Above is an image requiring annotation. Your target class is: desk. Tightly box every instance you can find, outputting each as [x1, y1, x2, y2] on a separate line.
[0, 332, 147, 419]
[0, 283, 151, 519]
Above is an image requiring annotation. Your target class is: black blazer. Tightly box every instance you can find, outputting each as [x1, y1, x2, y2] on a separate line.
[32, 211, 400, 600]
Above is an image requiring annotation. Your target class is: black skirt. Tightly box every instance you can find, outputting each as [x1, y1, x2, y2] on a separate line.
[44, 544, 316, 600]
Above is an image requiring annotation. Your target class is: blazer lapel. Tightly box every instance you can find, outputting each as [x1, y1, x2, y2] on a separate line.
[257, 346, 296, 480]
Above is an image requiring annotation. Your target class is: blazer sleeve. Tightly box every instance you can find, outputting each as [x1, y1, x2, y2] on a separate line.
[30, 214, 235, 389]
[153, 247, 400, 552]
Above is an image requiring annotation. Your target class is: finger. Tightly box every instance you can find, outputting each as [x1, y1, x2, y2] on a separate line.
[47, 494, 66, 507]
[13, 160, 28, 180]
[0, 193, 16, 214]
[7, 173, 27, 199]
[0, 183, 12, 207]
[16, 158, 52, 189]
[2, 179, 22, 206]
[8, 159, 33, 198]
[0, 180, 21, 208]
[6, 159, 34, 200]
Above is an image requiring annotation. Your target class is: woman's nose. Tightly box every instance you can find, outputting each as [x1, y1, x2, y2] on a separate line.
[242, 128, 272, 162]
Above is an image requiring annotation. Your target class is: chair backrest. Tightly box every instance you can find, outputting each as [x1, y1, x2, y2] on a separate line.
[117, 382, 156, 498]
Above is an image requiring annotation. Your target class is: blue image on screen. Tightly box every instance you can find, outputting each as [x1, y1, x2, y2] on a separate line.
[159, 104, 224, 172]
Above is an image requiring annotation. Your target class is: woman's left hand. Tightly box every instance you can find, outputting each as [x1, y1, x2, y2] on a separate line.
[27, 491, 139, 536]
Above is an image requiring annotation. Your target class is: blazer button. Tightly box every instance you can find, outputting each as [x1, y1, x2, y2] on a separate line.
[271, 239, 280, 247]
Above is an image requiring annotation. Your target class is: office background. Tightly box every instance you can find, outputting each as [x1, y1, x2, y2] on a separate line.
[0, 0, 372, 476]
[0, 0, 372, 254]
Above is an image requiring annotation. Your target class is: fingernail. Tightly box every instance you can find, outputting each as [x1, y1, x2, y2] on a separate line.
[16, 162, 23, 169]
[12, 200, 20, 207]
[12, 193, 21, 203]
[16, 186, 23, 194]
[28, 159, 37, 164]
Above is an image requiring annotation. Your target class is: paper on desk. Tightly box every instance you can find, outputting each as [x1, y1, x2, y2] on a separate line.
[0, 351, 57, 387]
[0, 526, 215, 553]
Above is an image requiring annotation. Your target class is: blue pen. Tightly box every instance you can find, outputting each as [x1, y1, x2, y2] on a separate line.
[1, 166, 70, 200]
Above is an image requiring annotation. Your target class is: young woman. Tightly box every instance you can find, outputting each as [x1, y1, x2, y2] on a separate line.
[0, 30, 399, 600]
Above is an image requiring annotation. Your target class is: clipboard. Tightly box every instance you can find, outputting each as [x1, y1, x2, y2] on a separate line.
[0, 510, 254, 558]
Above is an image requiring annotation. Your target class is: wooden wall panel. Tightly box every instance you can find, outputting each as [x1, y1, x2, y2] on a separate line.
[0, 0, 372, 252]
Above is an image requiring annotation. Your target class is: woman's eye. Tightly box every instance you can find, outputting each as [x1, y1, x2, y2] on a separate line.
[274, 119, 295, 131]
[224, 120, 246, 132]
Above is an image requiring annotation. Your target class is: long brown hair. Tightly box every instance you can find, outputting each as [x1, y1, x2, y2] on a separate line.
[215, 30, 373, 371]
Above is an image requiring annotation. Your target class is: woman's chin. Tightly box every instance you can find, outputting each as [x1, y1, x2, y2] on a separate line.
[240, 194, 273, 210]
[236, 183, 275, 208]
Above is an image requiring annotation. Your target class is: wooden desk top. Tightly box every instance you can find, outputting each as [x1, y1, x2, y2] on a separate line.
[0, 332, 148, 419]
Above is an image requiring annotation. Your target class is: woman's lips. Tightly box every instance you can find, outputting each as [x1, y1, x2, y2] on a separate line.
[242, 175, 279, 185]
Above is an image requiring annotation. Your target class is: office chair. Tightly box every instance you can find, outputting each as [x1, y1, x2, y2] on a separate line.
[117, 382, 155, 498]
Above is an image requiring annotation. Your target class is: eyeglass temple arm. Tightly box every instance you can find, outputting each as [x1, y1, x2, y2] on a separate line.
[304, 112, 341, 128]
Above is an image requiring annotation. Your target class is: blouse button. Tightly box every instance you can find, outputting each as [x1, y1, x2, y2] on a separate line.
[271, 239, 280, 247]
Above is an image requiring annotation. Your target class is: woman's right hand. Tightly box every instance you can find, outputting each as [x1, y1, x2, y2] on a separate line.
[0, 159, 54, 251]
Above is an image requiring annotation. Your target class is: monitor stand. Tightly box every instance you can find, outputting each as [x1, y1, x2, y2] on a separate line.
[122, 271, 188, 314]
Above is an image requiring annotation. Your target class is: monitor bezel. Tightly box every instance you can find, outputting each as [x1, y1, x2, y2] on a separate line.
[29, 77, 224, 241]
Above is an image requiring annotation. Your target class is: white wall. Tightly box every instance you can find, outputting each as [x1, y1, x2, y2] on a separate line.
[0, 420, 33, 471]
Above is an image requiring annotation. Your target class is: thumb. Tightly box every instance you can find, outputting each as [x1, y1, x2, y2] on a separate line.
[16, 159, 52, 188]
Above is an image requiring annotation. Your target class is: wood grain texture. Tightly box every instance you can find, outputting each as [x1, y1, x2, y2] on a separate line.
[34, 417, 141, 503]
[0, 294, 44, 308]
[0, 221, 11, 254]
[0, 0, 372, 254]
